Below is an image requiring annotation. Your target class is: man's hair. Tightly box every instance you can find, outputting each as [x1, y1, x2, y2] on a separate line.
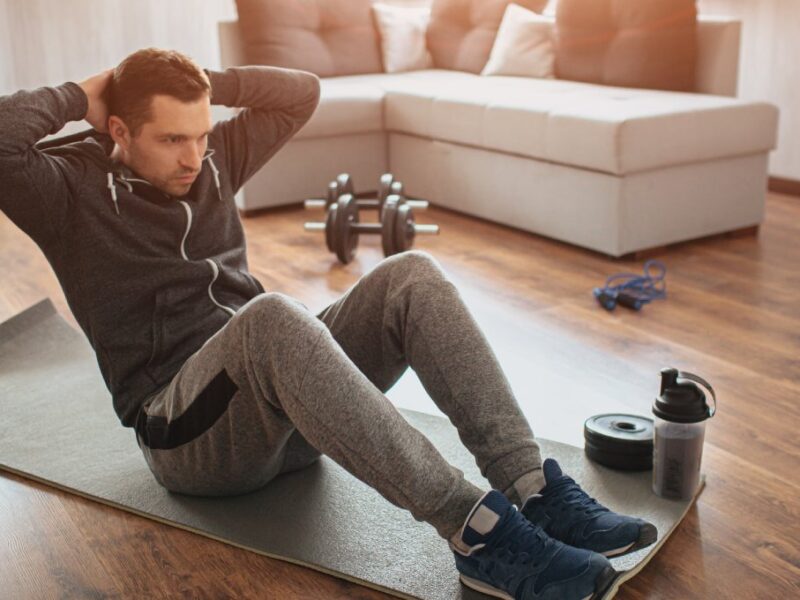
[109, 48, 211, 136]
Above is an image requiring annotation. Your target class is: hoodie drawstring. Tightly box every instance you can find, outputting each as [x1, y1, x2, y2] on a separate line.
[106, 150, 223, 215]
[106, 173, 120, 216]
[118, 177, 133, 193]
[207, 156, 222, 202]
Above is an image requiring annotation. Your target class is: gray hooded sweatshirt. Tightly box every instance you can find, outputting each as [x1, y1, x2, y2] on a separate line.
[0, 66, 321, 427]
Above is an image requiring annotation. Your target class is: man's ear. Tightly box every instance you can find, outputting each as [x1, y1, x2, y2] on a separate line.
[108, 115, 131, 150]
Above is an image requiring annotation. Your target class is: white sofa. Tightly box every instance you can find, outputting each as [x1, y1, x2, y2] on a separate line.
[219, 17, 779, 258]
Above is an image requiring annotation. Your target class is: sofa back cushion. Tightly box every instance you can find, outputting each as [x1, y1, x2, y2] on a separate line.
[426, 0, 548, 73]
[234, 0, 383, 78]
[555, 0, 698, 91]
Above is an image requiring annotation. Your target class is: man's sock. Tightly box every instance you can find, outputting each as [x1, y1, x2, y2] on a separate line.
[502, 468, 545, 506]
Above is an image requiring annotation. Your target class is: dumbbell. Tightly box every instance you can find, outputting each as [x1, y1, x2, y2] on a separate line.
[304, 193, 440, 264]
[304, 173, 429, 214]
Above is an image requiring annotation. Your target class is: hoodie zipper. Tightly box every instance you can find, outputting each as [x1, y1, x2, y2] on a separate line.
[105, 151, 235, 317]
[178, 200, 237, 317]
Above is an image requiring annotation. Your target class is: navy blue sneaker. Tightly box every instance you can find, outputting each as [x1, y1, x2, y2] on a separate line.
[520, 459, 658, 557]
[450, 489, 617, 599]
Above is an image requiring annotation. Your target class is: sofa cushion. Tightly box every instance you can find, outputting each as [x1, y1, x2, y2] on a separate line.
[234, 0, 382, 77]
[376, 71, 778, 175]
[481, 4, 556, 78]
[426, 0, 548, 73]
[372, 2, 434, 73]
[555, 0, 698, 92]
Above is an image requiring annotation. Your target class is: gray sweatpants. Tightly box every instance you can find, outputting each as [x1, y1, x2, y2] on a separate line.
[135, 250, 542, 540]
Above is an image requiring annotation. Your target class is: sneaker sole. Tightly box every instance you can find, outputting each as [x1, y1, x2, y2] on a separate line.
[591, 565, 619, 599]
[459, 574, 514, 600]
[460, 566, 617, 600]
[603, 522, 658, 558]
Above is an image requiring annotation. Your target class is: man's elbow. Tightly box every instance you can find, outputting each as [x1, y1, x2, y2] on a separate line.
[300, 72, 321, 121]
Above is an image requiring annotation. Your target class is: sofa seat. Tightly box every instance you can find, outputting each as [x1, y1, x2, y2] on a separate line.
[295, 71, 467, 139]
[301, 70, 778, 176]
[293, 77, 388, 139]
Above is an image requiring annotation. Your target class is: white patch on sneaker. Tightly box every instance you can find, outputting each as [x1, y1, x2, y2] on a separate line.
[469, 505, 500, 535]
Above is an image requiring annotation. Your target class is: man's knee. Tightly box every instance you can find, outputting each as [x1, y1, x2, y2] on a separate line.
[232, 292, 317, 347]
[232, 292, 326, 379]
[240, 291, 309, 321]
[387, 250, 447, 283]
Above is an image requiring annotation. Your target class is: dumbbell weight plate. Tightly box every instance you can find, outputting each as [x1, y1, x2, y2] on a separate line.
[584, 414, 654, 471]
[336, 173, 354, 199]
[381, 197, 398, 257]
[379, 181, 406, 220]
[390, 180, 404, 197]
[325, 180, 339, 207]
[395, 203, 415, 253]
[324, 202, 336, 253]
[378, 174, 395, 203]
[334, 193, 360, 264]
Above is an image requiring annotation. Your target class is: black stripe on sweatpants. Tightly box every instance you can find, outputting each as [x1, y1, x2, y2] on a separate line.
[135, 369, 239, 450]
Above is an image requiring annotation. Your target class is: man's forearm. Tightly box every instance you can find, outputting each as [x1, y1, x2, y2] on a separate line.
[0, 83, 88, 157]
[205, 66, 320, 123]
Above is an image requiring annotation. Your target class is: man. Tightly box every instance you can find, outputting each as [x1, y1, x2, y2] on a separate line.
[0, 48, 655, 599]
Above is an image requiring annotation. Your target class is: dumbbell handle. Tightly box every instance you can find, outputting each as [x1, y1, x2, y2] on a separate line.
[407, 200, 429, 210]
[305, 198, 430, 210]
[302, 222, 385, 234]
[304, 222, 439, 235]
[413, 224, 439, 234]
[360, 199, 430, 210]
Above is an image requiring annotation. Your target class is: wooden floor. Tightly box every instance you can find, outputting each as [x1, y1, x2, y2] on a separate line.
[1, 191, 798, 598]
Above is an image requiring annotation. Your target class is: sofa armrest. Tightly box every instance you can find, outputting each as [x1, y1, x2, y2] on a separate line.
[219, 20, 246, 69]
[696, 15, 741, 97]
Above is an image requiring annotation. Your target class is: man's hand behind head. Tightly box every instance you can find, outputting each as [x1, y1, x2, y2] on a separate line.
[78, 69, 114, 133]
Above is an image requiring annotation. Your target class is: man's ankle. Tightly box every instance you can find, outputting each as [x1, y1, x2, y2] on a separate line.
[504, 468, 545, 506]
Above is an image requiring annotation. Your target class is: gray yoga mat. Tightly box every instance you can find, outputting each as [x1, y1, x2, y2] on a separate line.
[0, 299, 702, 599]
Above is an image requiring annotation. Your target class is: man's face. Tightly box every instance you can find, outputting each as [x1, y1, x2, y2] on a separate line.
[114, 93, 213, 197]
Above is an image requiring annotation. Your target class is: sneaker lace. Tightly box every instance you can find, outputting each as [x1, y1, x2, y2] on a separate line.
[485, 511, 555, 589]
[543, 477, 608, 537]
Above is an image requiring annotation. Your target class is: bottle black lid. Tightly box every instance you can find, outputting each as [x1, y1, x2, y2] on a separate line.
[653, 368, 716, 423]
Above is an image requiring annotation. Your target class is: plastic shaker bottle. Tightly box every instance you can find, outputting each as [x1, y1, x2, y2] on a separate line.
[652, 368, 717, 500]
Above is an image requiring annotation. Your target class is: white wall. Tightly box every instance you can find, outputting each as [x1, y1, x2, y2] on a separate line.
[698, 0, 799, 180]
[0, 0, 237, 91]
[0, 0, 237, 137]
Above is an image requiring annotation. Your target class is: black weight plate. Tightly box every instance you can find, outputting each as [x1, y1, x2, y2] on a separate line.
[325, 180, 339, 207]
[335, 194, 359, 264]
[390, 180, 405, 201]
[325, 204, 336, 253]
[584, 413, 654, 471]
[336, 173, 354, 198]
[585, 442, 653, 471]
[395, 203, 414, 253]
[378, 173, 394, 203]
[382, 197, 398, 257]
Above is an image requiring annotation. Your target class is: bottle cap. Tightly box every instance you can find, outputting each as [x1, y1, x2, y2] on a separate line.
[653, 368, 716, 423]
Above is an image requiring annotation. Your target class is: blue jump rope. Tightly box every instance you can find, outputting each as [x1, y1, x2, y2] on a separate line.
[593, 259, 667, 311]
